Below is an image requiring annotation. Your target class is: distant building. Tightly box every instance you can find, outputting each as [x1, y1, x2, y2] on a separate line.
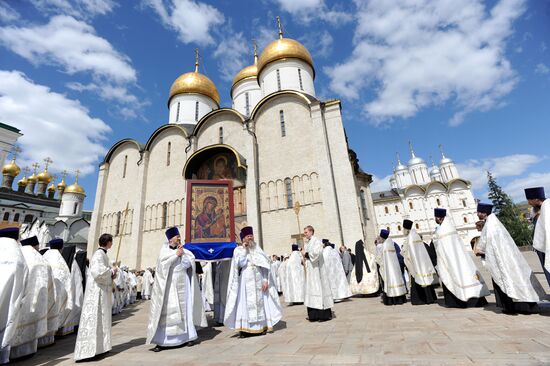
[372, 144, 478, 245]
[0, 122, 22, 167]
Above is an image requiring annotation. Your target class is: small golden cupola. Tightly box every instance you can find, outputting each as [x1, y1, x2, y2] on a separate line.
[167, 49, 220, 125]
[2, 149, 21, 190]
[64, 170, 86, 195]
[25, 163, 39, 195]
[57, 170, 68, 196]
[36, 157, 53, 196]
[231, 41, 262, 116]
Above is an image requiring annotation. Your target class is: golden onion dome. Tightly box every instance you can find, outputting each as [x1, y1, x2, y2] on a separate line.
[17, 176, 28, 187]
[232, 64, 258, 89]
[168, 71, 220, 106]
[257, 37, 314, 78]
[37, 170, 52, 184]
[2, 158, 20, 177]
[47, 183, 56, 193]
[64, 182, 85, 195]
[57, 179, 67, 191]
[27, 172, 37, 183]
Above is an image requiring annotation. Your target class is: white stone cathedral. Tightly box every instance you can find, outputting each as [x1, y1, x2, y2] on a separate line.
[372, 144, 478, 245]
[87, 24, 379, 269]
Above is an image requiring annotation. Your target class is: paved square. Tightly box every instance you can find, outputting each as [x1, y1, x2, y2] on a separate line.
[17, 252, 550, 365]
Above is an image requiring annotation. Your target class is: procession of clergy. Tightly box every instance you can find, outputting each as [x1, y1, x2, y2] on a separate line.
[2, 187, 550, 362]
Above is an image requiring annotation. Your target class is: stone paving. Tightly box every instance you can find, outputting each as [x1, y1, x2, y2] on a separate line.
[14, 252, 550, 365]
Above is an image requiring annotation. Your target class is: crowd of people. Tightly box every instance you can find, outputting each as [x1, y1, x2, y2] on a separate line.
[1, 187, 549, 363]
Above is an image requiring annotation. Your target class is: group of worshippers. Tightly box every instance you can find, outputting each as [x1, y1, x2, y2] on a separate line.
[110, 262, 144, 315]
[0, 229, 86, 364]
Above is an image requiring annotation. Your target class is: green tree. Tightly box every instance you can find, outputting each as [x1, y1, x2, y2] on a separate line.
[487, 171, 532, 246]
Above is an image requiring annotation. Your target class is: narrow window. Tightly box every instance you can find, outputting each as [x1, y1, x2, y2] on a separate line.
[116, 212, 121, 235]
[123, 155, 128, 178]
[398, 225, 401, 231]
[395, 205, 399, 213]
[436, 198, 441, 206]
[285, 179, 293, 208]
[384, 207, 389, 214]
[73, 203, 78, 215]
[462, 199, 467, 207]
[245, 92, 250, 116]
[2, 212, 9, 221]
[463, 217, 468, 223]
[298, 69, 304, 90]
[416, 223, 420, 229]
[13, 213, 20, 222]
[195, 101, 199, 122]
[162, 202, 168, 228]
[176, 102, 180, 122]
[167, 142, 171, 166]
[360, 190, 368, 220]
[279, 110, 286, 137]
[219, 127, 223, 144]
[24, 214, 33, 223]
[276, 69, 281, 91]
[409, 201, 414, 210]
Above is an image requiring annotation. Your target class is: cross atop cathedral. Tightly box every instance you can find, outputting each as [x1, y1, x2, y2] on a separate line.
[32, 162, 40, 174]
[60, 170, 68, 181]
[75, 169, 81, 183]
[195, 48, 199, 72]
[23, 166, 29, 177]
[43, 157, 53, 171]
[276, 16, 283, 39]
[11, 146, 21, 160]
[396, 152, 402, 165]
[253, 39, 258, 63]
[438, 144, 447, 159]
[408, 141, 416, 158]
[430, 155, 436, 167]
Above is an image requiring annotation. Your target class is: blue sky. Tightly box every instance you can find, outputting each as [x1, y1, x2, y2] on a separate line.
[0, 0, 549, 210]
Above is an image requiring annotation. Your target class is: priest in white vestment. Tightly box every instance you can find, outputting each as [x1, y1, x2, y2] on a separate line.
[284, 244, 305, 304]
[350, 240, 379, 296]
[303, 225, 333, 321]
[476, 203, 545, 314]
[401, 220, 438, 305]
[43, 238, 74, 335]
[224, 227, 282, 336]
[10, 236, 55, 360]
[270, 256, 281, 293]
[200, 261, 214, 311]
[146, 227, 206, 352]
[278, 256, 288, 296]
[375, 230, 407, 305]
[142, 268, 154, 300]
[61, 245, 84, 335]
[322, 241, 351, 302]
[213, 260, 230, 325]
[74, 234, 117, 361]
[525, 187, 550, 287]
[0, 228, 28, 364]
[432, 208, 490, 308]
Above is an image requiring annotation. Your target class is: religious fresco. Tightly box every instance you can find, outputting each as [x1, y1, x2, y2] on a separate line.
[195, 152, 245, 187]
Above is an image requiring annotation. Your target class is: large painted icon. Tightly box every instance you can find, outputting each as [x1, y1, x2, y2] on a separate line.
[196, 152, 245, 187]
[185, 180, 236, 260]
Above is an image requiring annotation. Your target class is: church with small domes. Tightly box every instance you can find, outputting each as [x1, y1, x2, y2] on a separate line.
[88, 20, 379, 269]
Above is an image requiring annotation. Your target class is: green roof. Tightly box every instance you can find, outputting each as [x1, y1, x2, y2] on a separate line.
[0, 122, 20, 134]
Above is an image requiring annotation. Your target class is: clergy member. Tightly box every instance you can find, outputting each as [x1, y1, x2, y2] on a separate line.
[303, 225, 333, 321]
[61, 245, 84, 335]
[376, 229, 407, 305]
[10, 236, 55, 360]
[322, 241, 352, 302]
[401, 220, 437, 305]
[0, 227, 28, 365]
[476, 203, 545, 314]
[213, 260, 231, 326]
[284, 244, 305, 304]
[146, 227, 206, 352]
[74, 234, 118, 361]
[278, 255, 288, 296]
[525, 187, 550, 287]
[432, 208, 490, 308]
[142, 268, 154, 300]
[43, 238, 74, 335]
[350, 240, 379, 296]
[224, 227, 282, 336]
[339, 245, 353, 282]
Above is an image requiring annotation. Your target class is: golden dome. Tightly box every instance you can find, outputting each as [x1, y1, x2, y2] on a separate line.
[232, 64, 258, 89]
[257, 38, 314, 78]
[169, 71, 220, 106]
[64, 182, 85, 195]
[2, 158, 20, 177]
[37, 170, 52, 184]
[17, 176, 27, 187]
[47, 183, 56, 192]
[27, 172, 37, 183]
[57, 179, 66, 191]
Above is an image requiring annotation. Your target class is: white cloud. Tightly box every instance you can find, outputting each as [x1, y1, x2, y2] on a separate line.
[273, 0, 352, 26]
[371, 174, 393, 193]
[32, 0, 117, 19]
[144, 0, 224, 46]
[299, 30, 333, 58]
[0, 2, 19, 23]
[0, 70, 111, 175]
[535, 63, 550, 75]
[541, 42, 548, 52]
[504, 172, 550, 202]
[213, 30, 249, 82]
[325, 0, 525, 126]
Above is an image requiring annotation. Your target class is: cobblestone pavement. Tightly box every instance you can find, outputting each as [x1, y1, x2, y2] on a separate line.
[14, 252, 550, 365]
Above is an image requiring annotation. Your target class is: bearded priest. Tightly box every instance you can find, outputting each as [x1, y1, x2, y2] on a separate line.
[432, 208, 490, 308]
[224, 227, 282, 336]
[376, 229, 407, 305]
[146, 227, 206, 352]
[476, 203, 545, 314]
[284, 244, 305, 304]
[74, 234, 118, 361]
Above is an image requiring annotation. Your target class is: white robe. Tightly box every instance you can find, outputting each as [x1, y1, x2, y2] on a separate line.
[322, 247, 352, 301]
[142, 270, 154, 300]
[350, 245, 379, 295]
[146, 245, 206, 346]
[10, 246, 56, 359]
[433, 219, 490, 302]
[304, 236, 334, 310]
[278, 260, 288, 295]
[42, 249, 73, 334]
[533, 199, 550, 270]
[478, 214, 545, 302]
[74, 248, 114, 360]
[401, 229, 437, 286]
[376, 239, 407, 297]
[213, 261, 230, 324]
[0, 238, 28, 364]
[224, 245, 282, 333]
[270, 260, 281, 292]
[284, 251, 305, 303]
[200, 261, 214, 307]
[64, 259, 84, 335]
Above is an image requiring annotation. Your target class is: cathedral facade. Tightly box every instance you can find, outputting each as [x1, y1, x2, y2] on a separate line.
[87, 30, 378, 269]
[372, 145, 478, 246]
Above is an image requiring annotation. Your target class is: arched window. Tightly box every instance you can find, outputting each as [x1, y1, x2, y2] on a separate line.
[2, 212, 9, 221]
[13, 213, 20, 222]
[360, 190, 368, 220]
[395, 205, 399, 213]
[176, 102, 180, 122]
[162, 202, 168, 228]
[24, 214, 33, 223]
[195, 101, 199, 122]
[298, 68, 303, 90]
[167, 142, 171, 166]
[397, 225, 401, 231]
[115, 212, 121, 235]
[279, 110, 286, 137]
[245, 92, 250, 116]
[276, 69, 281, 90]
[73, 203, 78, 214]
[436, 198, 441, 206]
[409, 201, 414, 210]
[463, 217, 468, 223]
[123, 155, 128, 178]
[384, 206, 389, 214]
[285, 179, 293, 208]
[416, 223, 420, 229]
[219, 127, 223, 144]
[462, 199, 467, 207]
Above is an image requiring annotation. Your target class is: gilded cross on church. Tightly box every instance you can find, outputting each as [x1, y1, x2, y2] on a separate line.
[253, 39, 258, 63]
[23, 166, 29, 177]
[12, 146, 21, 160]
[61, 170, 68, 181]
[32, 162, 40, 174]
[75, 169, 81, 183]
[408, 140, 416, 158]
[439, 144, 447, 159]
[43, 157, 53, 171]
[276, 16, 283, 39]
[194, 48, 199, 72]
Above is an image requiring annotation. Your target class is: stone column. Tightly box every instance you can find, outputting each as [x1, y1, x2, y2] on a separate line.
[131, 151, 149, 270]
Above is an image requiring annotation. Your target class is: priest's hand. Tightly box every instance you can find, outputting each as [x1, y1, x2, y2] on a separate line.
[261, 281, 269, 292]
[176, 247, 184, 257]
